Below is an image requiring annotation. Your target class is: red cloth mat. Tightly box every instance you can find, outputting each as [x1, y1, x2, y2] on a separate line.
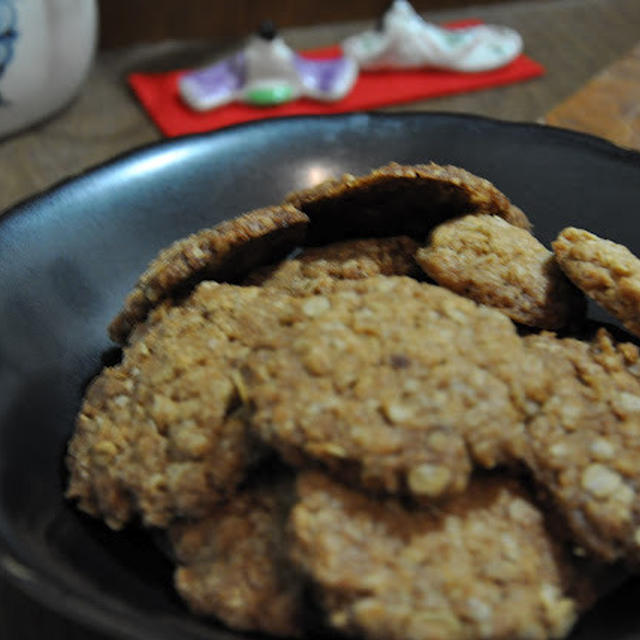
[129, 20, 545, 137]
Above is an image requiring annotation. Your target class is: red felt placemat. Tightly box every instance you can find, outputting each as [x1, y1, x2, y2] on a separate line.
[128, 20, 545, 137]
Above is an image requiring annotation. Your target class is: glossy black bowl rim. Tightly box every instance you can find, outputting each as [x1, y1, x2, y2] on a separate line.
[1, 110, 640, 639]
[2, 110, 640, 223]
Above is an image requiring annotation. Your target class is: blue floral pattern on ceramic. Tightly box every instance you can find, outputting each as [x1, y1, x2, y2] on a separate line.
[0, 0, 17, 104]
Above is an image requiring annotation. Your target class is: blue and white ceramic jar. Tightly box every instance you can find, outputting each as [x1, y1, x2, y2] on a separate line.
[0, 0, 97, 137]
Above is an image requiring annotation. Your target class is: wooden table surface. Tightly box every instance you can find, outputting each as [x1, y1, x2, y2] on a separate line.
[545, 40, 640, 150]
[2, 0, 640, 637]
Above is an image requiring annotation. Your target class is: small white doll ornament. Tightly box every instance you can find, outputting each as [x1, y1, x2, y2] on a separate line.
[180, 22, 358, 111]
[342, 0, 523, 73]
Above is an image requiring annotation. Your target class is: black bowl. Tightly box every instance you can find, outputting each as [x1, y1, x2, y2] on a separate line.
[2, 112, 640, 640]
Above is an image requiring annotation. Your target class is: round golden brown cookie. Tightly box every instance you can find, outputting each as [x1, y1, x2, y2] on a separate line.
[553, 227, 640, 338]
[417, 215, 586, 329]
[66, 282, 298, 529]
[244, 235, 420, 295]
[290, 471, 598, 640]
[286, 162, 531, 244]
[108, 205, 309, 345]
[523, 329, 640, 564]
[243, 276, 540, 499]
[170, 470, 304, 638]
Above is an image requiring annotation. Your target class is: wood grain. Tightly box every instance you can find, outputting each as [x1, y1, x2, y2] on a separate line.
[97, 0, 517, 49]
[545, 41, 640, 151]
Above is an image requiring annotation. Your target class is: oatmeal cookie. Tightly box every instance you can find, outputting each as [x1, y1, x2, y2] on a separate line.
[244, 276, 541, 499]
[244, 235, 420, 295]
[286, 162, 531, 244]
[66, 282, 297, 529]
[108, 205, 309, 345]
[290, 471, 597, 640]
[417, 215, 585, 329]
[170, 470, 304, 637]
[553, 227, 640, 337]
[523, 329, 640, 563]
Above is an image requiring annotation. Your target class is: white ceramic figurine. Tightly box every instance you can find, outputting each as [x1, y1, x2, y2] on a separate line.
[342, 0, 523, 72]
[179, 22, 358, 111]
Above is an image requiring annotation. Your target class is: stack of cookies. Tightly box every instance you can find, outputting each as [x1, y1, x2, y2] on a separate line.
[66, 163, 640, 640]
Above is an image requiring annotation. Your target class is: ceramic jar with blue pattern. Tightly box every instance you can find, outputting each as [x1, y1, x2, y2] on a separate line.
[0, 0, 17, 102]
[0, 0, 97, 137]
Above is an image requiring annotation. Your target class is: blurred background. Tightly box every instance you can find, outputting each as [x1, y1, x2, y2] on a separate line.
[98, 0, 514, 48]
[1, 0, 638, 215]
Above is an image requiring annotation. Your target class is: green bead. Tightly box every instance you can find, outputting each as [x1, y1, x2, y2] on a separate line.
[246, 84, 295, 106]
